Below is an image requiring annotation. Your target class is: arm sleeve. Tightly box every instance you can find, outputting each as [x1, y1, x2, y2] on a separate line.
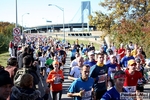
[89, 65, 96, 78]
[70, 67, 75, 76]
[46, 72, 54, 83]
[101, 92, 111, 100]
[68, 81, 77, 93]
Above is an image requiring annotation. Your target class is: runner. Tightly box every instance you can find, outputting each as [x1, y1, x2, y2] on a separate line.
[67, 65, 94, 100]
[89, 53, 108, 100]
[101, 70, 127, 100]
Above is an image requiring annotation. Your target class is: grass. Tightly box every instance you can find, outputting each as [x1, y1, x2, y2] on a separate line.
[0, 52, 9, 67]
[57, 37, 100, 50]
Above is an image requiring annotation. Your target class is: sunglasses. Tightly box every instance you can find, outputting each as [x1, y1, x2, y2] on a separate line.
[131, 63, 137, 66]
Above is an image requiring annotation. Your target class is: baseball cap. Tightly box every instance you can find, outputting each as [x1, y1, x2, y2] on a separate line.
[128, 59, 136, 66]
[88, 51, 95, 55]
[110, 55, 116, 58]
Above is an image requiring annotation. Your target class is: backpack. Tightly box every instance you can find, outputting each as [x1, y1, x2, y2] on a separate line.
[13, 68, 31, 86]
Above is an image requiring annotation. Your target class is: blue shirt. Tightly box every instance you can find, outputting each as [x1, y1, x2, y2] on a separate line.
[81, 48, 88, 55]
[70, 49, 76, 57]
[120, 56, 134, 68]
[83, 60, 96, 67]
[68, 77, 94, 100]
[106, 63, 118, 78]
[101, 87, 127, 100]
[42, 46, 49, 51]
[89, 65, 108, 92]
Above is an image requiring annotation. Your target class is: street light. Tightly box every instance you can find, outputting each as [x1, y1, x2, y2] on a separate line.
[48, 4, 65, 41]
[22, 13, 29, 35]
[42, 18, 52, 33]
[15, 0, 18, 28]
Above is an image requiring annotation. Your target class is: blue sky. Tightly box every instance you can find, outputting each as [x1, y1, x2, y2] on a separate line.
[0, 0, 105, 27]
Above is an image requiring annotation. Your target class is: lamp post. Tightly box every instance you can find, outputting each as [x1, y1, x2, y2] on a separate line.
[15, 0, 18, 28]
[22, 13, 29, 35]
[48, 4, 65, 41]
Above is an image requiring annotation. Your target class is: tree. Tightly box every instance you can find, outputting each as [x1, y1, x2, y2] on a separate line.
[0, 22, 16, 53]
[89, 0, 150, 57]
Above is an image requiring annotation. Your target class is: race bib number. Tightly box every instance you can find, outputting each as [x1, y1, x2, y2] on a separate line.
[82, 90, 92, 100]
[123, 86, 136, 92]
[98, 74, 107, 83]
[54, 76, 61, 84]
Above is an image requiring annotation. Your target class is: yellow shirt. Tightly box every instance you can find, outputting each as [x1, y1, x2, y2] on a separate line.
[131, 49, 137, 57]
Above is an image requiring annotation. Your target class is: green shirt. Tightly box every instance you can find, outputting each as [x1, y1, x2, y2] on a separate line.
[45, 58, 54, 66]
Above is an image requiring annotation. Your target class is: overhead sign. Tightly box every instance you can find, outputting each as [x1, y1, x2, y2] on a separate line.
[14, 36, 21, 43]
[13, 28, 21, 36]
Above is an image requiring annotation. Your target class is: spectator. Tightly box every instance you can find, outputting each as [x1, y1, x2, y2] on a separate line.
[9, 41, 14, 57]
[5, 57, 18, 81]
[18, 46, 28, 68]
[10, 73, 42, 100]
[0, 69, 12, 100]
[23, 55, 39, 89]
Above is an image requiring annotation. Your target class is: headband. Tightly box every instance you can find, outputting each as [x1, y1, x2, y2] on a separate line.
[114, 74, 125, 79]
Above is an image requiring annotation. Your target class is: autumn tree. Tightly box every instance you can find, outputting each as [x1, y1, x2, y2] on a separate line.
[89, 0, 150, 57]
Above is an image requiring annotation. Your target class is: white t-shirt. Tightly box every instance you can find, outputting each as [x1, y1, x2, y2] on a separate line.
[70, 59, 78, 68]
[39, 56, 47, 67]
[69, 66, 81, 78]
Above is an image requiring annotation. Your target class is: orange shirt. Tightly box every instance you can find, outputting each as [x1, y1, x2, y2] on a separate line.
[46, 70, 64, 91]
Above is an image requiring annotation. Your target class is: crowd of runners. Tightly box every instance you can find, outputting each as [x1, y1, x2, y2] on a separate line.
[0, 34, 150, 100]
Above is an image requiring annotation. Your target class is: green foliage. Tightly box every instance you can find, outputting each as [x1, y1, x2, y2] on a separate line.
[88, 0, 150, 58]
[0, 34, 12, 53]
[0, 22, 15, 53]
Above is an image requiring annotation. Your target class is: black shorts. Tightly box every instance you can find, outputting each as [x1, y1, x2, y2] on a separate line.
[70, 57, 76, 61]
[136, 84, 144, 92]
[93, 90, 107, 100]
[40, 67, 46, 72]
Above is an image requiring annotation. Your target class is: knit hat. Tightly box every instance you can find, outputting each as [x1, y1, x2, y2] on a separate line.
[0, 69, 12, 86]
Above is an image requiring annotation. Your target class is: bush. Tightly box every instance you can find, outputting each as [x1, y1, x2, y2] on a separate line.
[0, 34, 12, 54]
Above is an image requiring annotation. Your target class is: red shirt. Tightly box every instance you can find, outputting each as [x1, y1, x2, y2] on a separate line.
[124, 70, 142, 86]
[118, 48, 125, 60]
